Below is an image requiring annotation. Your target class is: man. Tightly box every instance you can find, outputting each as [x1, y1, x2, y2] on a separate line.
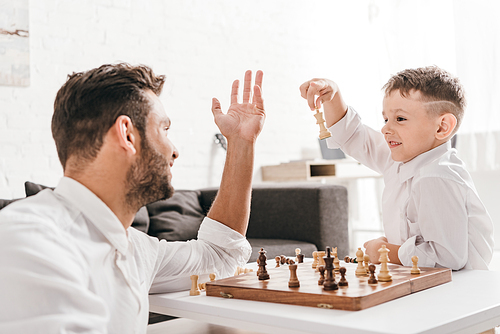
[0, 63, 265, 333]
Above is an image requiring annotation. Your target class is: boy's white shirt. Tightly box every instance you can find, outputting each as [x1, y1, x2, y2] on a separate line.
[326, 107, 494, 270]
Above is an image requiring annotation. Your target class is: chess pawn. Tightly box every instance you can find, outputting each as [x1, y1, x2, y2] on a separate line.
[411, 255, 421, 275]
[377, 245, 392, 282]
[332, 247, 340, 272]
[316, 251, 326, 272]
[312, 251, 319, 269]
[355, 248, 367, 276]
[288, 264, 300, 288]
[258, 248, 270, 280]
[338, 266, 348, 287]
[314, 107, 332, 139]
[280, 255, 287, 265]
[295, 248, 301, 263]
[364, 254, 370, 273]
[318, 265, 325, 285]
[275, 256, 281, 268]
[189, 275, 201, 296]
[368, 264, 378, 284]
[209, 273, 216, 282]
[297, 253, 305, 263]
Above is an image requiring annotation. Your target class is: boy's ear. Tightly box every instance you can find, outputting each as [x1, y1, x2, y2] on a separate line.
[114, 115, 138, 155]
[435, 113, 457, 141]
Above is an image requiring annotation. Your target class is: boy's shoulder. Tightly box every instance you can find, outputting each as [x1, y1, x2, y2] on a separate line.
[414, 147, 470, 186]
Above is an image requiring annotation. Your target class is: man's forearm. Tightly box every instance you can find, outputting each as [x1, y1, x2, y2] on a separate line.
[207, 138, 254, 235]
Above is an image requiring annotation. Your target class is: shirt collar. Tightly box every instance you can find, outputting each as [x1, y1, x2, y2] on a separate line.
[54, 177, 129, 254]
[397, 141, 453, 183]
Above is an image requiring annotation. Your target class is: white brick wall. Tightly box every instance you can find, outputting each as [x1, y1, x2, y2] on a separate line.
[1, 0, 386, 199]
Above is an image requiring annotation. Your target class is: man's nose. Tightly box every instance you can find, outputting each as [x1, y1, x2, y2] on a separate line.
[172, 145, 179, 159]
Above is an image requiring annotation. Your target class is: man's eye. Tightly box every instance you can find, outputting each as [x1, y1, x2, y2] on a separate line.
[397, 117, 406, 122]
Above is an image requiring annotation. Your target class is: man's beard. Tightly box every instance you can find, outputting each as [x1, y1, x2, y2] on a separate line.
[125, 140, 174, 210]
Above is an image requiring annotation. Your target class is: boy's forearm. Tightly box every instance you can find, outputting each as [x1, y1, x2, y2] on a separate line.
[207, 138, 254, 236]
[323, 87, 348, 128]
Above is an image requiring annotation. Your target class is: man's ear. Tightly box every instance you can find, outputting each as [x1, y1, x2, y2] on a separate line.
[114, 115, 138, 155]
[435, 113, 457, 141]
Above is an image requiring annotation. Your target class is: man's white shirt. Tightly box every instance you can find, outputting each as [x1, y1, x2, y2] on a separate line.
[326, 107, 494, 270]
[0, 177, 251, 333]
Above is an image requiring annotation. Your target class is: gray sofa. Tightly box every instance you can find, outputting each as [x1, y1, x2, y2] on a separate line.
[0, 182, 349, 262]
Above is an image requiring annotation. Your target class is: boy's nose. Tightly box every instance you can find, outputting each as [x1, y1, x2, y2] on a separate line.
[381, 122, 393, 135]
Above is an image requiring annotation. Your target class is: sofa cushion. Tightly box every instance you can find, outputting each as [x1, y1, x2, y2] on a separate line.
[146, 190, 205, 241]
[23, 181, 150, 233]
[247, 238, 317, 263]
[0, 198, 19, 210]
[25, 181, 54, 196]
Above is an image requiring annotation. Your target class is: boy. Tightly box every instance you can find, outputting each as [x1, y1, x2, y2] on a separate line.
[300, 66, 494, 270]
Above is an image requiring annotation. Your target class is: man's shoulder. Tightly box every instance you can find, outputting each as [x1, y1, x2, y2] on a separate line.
[0, 189, 72, 233]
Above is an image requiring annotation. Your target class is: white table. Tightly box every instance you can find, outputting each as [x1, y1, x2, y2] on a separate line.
[149, 269, 500, 334]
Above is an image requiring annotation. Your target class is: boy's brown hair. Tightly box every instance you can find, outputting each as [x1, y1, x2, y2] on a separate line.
[383, 66, 465, 134]
[52, 63, 165, 169]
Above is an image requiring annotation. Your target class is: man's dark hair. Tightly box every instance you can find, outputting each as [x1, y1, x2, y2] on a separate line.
[382, 66, 466, 133]
[52, 63, 165, 169]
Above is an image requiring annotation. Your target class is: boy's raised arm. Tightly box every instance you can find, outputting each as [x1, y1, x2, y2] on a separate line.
[299, 78, 348, 128]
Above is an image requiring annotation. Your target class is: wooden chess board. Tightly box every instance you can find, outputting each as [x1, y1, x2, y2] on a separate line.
[205, 261, 452, 311]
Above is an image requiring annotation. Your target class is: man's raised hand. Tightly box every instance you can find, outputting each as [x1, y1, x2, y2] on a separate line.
[211, 70, 265, 143]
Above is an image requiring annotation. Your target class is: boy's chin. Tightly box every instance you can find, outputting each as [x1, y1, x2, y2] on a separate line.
[390, 153, 416, 164]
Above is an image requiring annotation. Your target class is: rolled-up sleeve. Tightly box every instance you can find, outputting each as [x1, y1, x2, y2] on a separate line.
[148, 217, 251, 293]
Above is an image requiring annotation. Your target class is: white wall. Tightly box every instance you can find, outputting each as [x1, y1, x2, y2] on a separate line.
[0, 0, 385, 199]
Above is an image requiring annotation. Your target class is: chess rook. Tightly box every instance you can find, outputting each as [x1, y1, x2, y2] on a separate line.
[189, 275, 201, 296]
[288, 264, 300, 288]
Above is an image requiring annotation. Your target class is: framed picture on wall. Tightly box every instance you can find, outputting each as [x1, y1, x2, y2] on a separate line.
[0, 0, 29, 87]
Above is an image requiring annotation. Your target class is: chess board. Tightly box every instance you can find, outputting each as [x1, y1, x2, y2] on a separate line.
[205, 261, 452, 311]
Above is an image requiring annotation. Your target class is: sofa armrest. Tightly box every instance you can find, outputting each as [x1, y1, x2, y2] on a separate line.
[199, 183, 349, 257]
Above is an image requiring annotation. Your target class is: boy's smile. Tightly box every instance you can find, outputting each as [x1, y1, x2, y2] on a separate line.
[382, 90, 442, 163]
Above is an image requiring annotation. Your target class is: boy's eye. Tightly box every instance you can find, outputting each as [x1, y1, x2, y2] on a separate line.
[383, 119, 388, 124]
[397, 117, 406, 122]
